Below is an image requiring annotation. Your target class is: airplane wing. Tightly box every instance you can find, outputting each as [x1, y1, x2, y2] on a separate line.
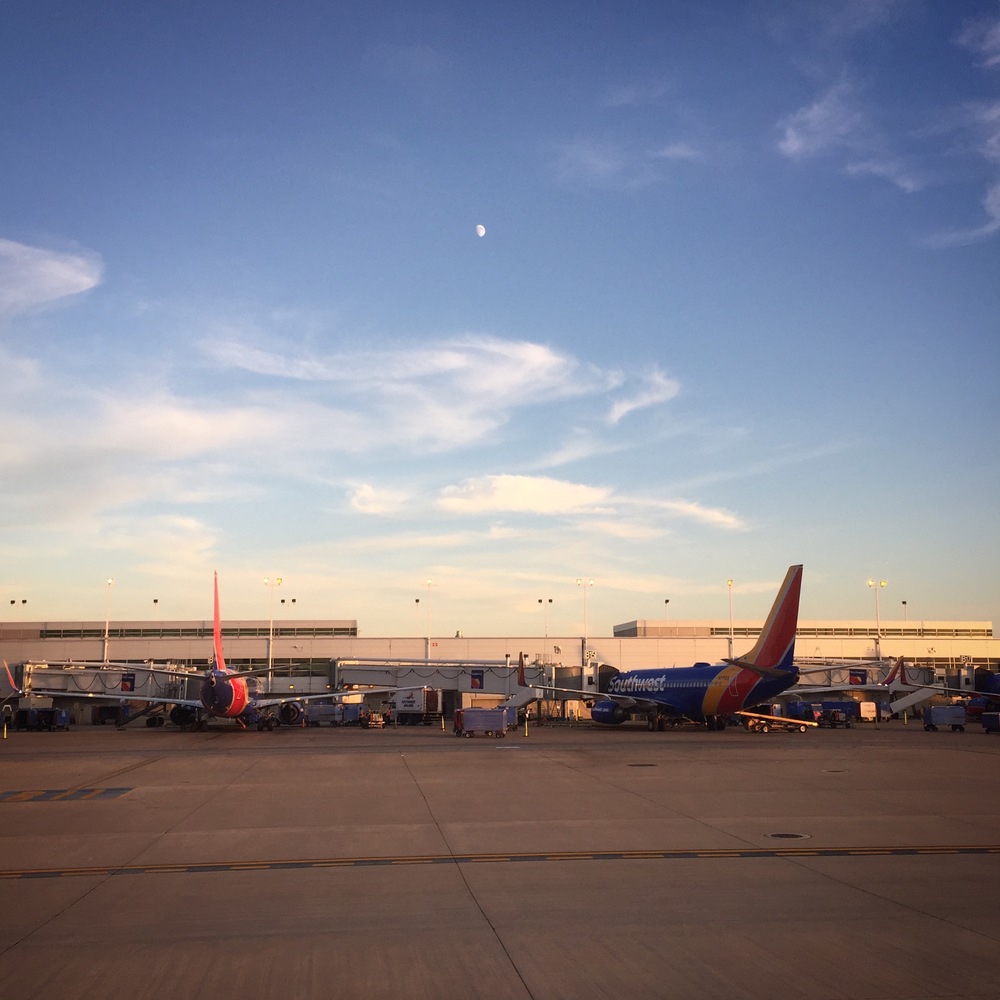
[521, 680, 682, 716]
[23, 687, 204, 709]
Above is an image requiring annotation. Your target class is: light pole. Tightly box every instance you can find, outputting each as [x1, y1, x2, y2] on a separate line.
[538, 598, 552, 657]
[901, 600, 907, 622]
[264, 576, 282, 687]
[726, 579, 734, 660]
[576, 578, 594, 668]
[867, 578, 887, 659]
[103, 578, 114, 663]
[8, 598, 27, 615]
[422, 579, 433, 657]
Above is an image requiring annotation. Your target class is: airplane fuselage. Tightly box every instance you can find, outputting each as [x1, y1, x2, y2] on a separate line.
[593, 663, 800, 723]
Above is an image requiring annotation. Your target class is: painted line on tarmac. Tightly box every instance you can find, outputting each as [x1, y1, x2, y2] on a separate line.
[2, 845, 999, 881]
[0, 787, 132, 803]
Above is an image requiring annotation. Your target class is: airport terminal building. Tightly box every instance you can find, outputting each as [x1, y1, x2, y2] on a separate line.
[2, 614, 995, 699]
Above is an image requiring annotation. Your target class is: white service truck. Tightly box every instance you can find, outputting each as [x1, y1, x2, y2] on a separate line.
[390, 687, 444, 726]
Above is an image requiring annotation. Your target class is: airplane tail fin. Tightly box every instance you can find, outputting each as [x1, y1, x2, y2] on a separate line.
[213, 572, 227, 672]
[517, 652, 527, 687]
[731, 565, 802, 673]
[882, 656, 907, 687]
[3, 659, 21, 695]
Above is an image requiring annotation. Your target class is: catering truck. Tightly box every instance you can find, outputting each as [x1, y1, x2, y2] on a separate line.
[390, 687, 444, 726]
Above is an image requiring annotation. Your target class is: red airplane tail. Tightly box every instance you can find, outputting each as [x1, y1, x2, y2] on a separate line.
[517, 652, 527, 687]
[213, 572, 227, 672]
[882, 656, 908, 687]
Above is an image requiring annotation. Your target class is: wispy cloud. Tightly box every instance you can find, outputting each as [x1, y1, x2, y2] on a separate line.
[203, 332, 672, 453]
[765, 0, 914, 45]
[608, 369, 680, 424]
[776, 77, 928, 193]
[924, 99, 1000, 247]
[600, 80, 672, 109]
[551, 135, 704, 189]
[0, 238, 103, 322]
[956, 9, 1000, 69]
[433, 473, 745, 532]
[777, 79, 865, 159]
[924, 178, 1000, 248]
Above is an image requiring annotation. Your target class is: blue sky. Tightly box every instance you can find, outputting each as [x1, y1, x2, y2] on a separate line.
[2, 0, 998, 635]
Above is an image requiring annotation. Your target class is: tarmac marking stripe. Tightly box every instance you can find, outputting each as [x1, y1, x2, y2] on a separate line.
[3, 845, 998, 880]
[0, 787, 132, 803]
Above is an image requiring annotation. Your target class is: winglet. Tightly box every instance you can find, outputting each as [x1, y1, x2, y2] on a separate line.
[735, 565, 802, 672]
[213, 572, 227, 672]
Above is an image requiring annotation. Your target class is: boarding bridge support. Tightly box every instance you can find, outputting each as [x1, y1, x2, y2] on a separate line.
[501, 686, 540, 712]
[889, 687, 937, 716]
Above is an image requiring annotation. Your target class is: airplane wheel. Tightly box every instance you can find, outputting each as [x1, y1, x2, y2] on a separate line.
[146, 717, 158, 728]
[257, 721, 266, 732]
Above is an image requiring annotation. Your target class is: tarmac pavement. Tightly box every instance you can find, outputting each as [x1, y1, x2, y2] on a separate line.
[0, 719, 998, 999]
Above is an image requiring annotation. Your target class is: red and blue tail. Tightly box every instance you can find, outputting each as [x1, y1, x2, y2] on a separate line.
[213, 572, 227, 672]
[732, 565, 802, 672]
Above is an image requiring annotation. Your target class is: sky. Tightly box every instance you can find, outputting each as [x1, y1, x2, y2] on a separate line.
[1, 0, 999, 637]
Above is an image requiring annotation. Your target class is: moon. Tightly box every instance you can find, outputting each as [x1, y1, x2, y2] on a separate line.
[475, 224, 486, 238]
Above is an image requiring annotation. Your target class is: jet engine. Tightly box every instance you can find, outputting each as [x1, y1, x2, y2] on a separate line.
[590, 700, 628, 725]
[169, 705, 197, 727]
[278, 702, 302, 725]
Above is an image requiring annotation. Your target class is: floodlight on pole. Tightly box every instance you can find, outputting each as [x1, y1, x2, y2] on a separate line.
[576, 578, 594, 667]
[103, 577, 114, 663]
[264, 576, 283, 686]
[867, 578, 888, 659]
[726, 579, 734, 659]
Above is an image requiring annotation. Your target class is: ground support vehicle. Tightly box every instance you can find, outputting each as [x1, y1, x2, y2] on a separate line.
[817, 709, 852, 729]
[453, 707, 516, 738]
[923, 705, 966, 732]
[361, 711, 384, 729]
[737, 710, 816, 734]
[15, 707, 71, 731]
[391, 687, 443, 726]
[305, 702, 362, 727]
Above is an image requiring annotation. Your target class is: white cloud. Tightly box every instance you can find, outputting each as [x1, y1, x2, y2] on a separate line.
[0, 238, 103, 321]
[438, 475, 614, 515]
[349, 483, 412, 516]
[434, 474, 746, 533]
[653, 498, 744, 530]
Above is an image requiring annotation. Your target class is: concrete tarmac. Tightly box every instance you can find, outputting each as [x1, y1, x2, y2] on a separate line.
[0, 719, 998, 999]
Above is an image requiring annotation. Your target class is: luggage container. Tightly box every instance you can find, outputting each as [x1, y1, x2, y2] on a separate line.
[453, 706, 516, 738]
[923, 705, 966, 732]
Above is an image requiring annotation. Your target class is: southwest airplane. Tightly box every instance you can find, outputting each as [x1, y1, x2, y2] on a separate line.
[521, 564, 803, 730]
[26, 573, 422, 732]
